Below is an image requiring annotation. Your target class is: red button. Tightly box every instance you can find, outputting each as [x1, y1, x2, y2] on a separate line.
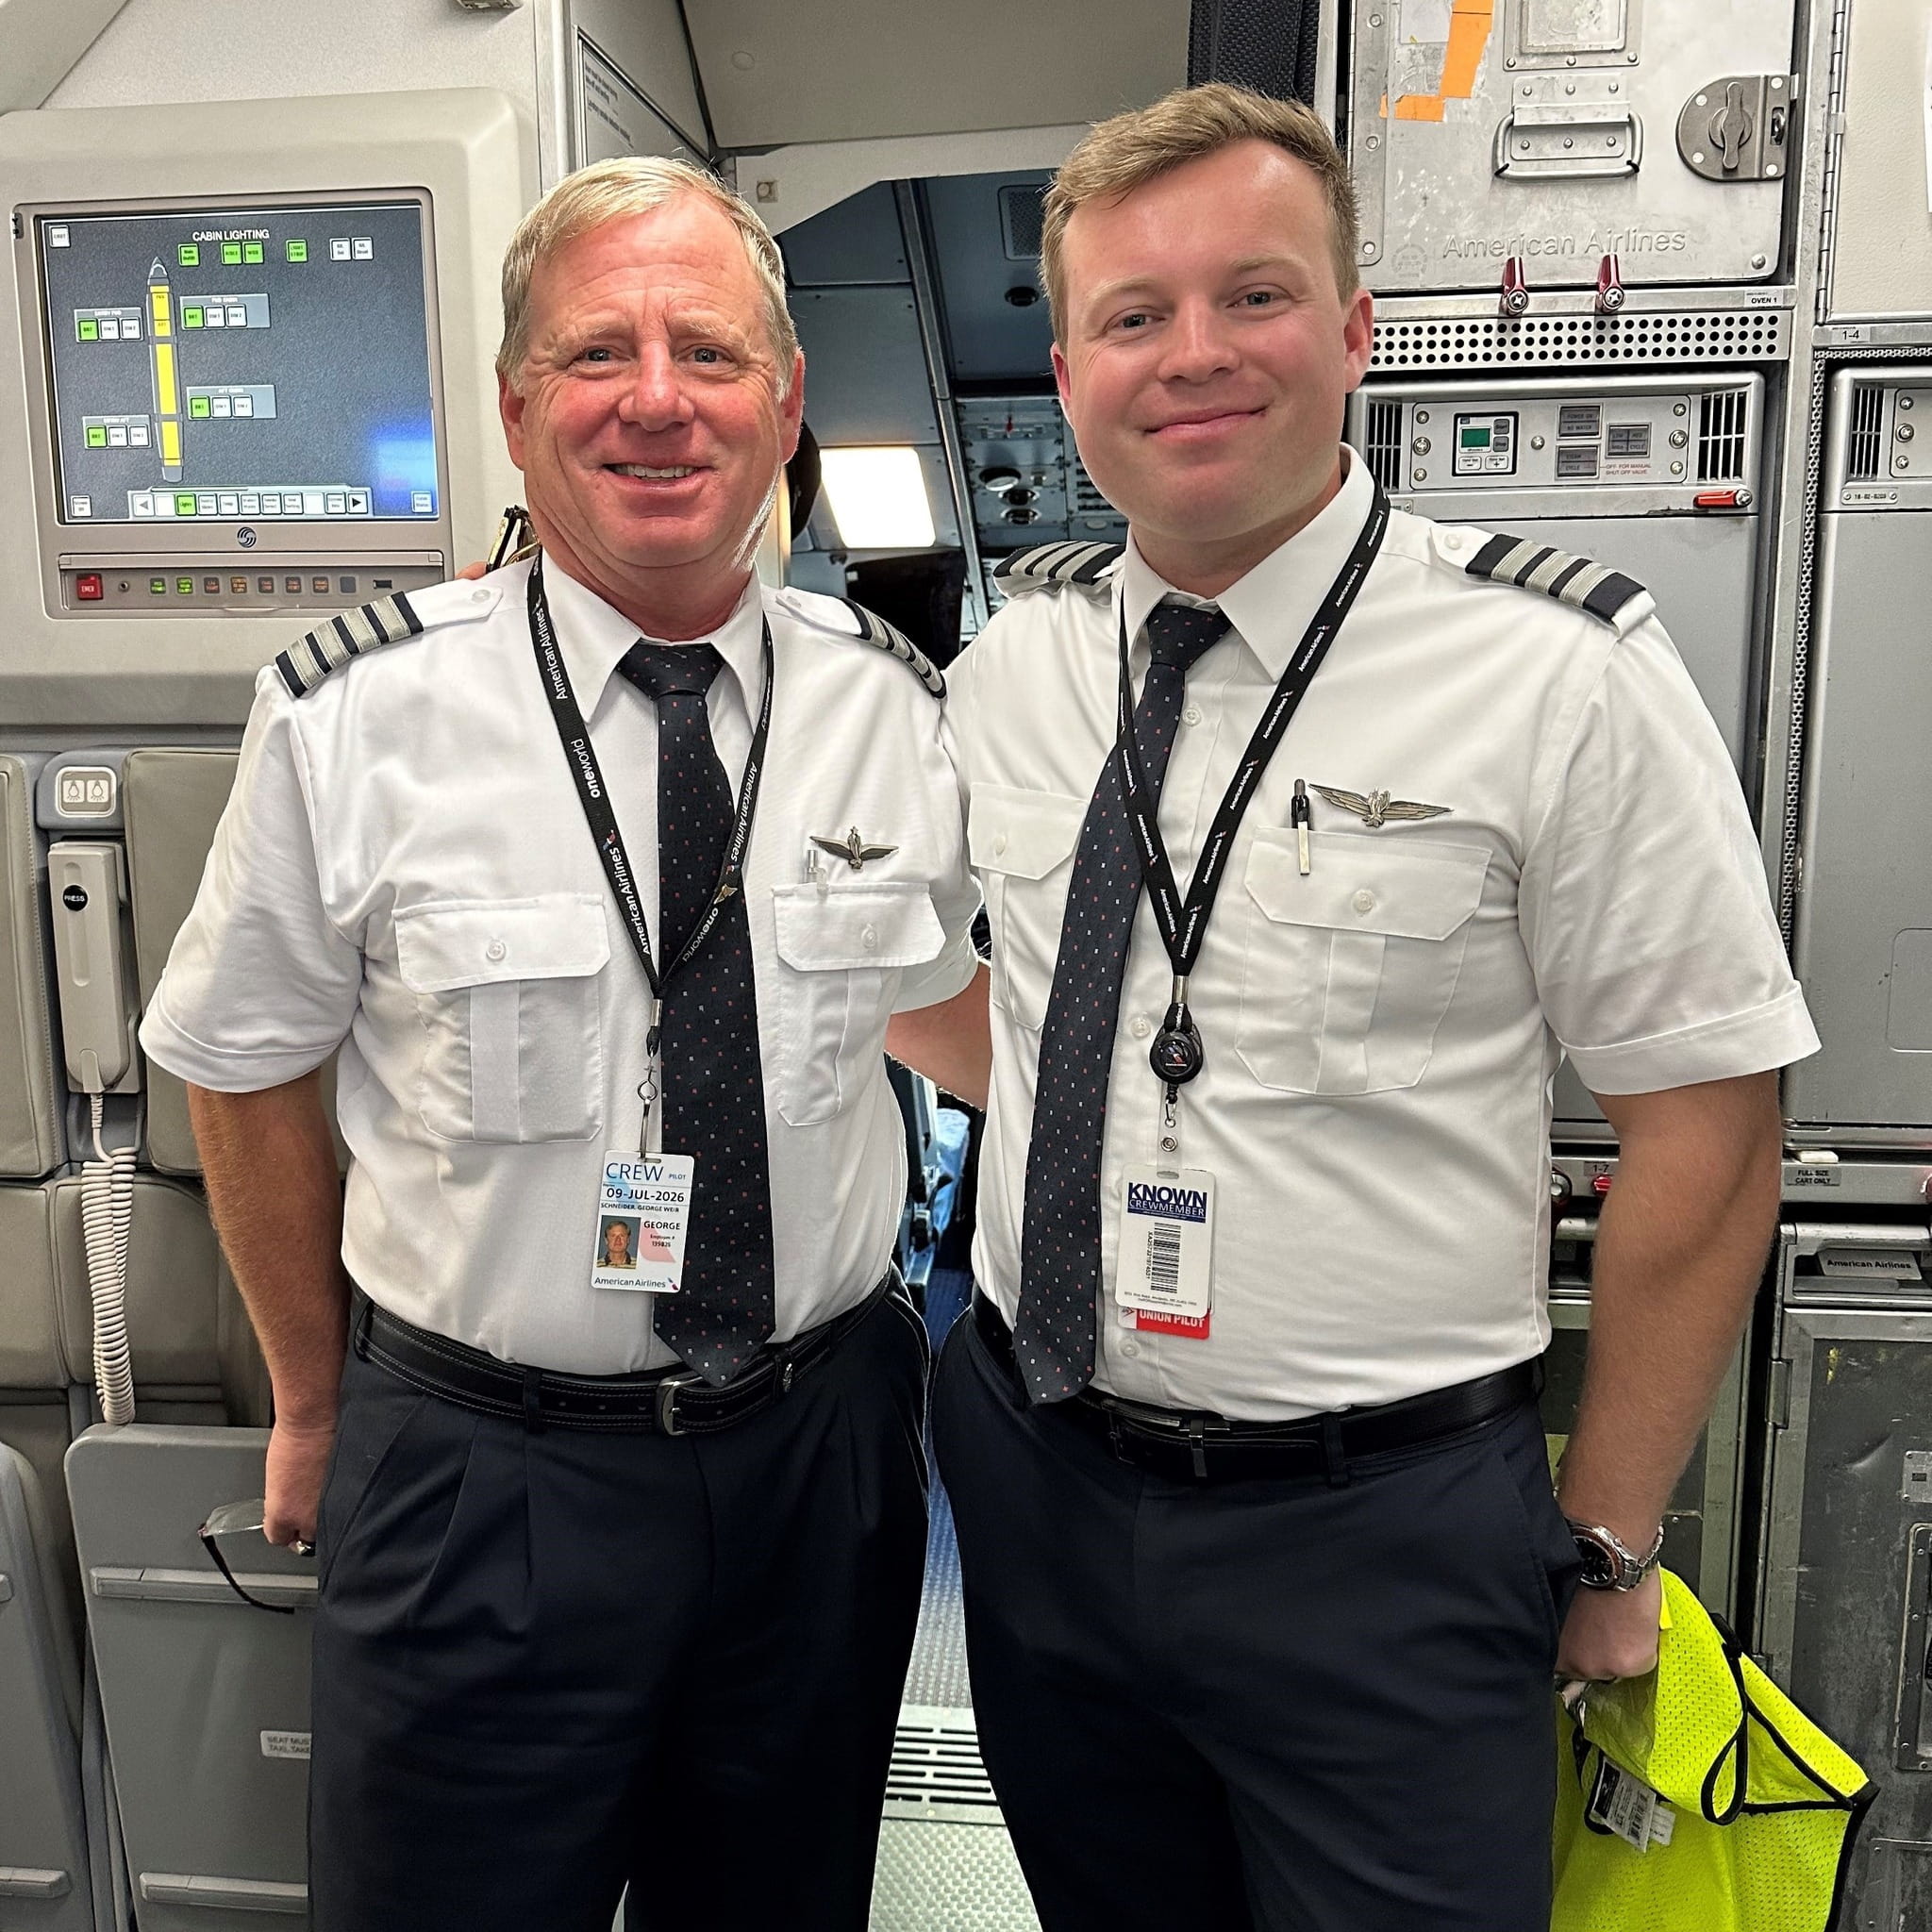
[75, 573, 104, 601]
[1693, 490, 1741, 509]
[1591, 1174, 1614, 1196]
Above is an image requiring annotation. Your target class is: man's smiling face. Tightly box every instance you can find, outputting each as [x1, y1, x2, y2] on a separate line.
[500, 196, 804, 613]
[1051, 139, 1373, 591]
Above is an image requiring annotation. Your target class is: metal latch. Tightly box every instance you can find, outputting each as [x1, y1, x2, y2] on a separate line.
[1675, 75, 1796, 182]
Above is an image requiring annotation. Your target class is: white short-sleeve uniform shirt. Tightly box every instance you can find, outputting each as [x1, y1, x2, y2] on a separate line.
[141, 558, 980, 1374]
[944, 448, 1816, 1421]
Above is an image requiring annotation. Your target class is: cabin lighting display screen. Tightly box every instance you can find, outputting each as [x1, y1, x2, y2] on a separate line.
[39, 201, 441, 525]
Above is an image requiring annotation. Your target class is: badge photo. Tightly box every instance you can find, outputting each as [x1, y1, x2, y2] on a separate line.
[591, 1151, 695, 1295]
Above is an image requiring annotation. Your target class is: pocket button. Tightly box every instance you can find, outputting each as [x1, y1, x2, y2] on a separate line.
[485, 939, 508, 961]
[993, 832, 1009, 857]
[1129, 1014, 1152, 1039]
[1352, 889, 1376, 916]
[861, 924, 879, 953]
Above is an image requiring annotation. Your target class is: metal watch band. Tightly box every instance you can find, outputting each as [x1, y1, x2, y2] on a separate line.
[1567, 1517, 1667, 1591]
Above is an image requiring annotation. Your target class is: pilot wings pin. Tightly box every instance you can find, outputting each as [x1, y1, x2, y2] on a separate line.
[810, 826, 899, 872]
[1311, 785, 1451, 830]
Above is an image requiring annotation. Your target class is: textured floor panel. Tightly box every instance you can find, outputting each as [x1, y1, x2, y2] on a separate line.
[863, 1270, 1041, 1928]
[870, 1818, 1041, 1931]
[905, 1269, 975, 1710]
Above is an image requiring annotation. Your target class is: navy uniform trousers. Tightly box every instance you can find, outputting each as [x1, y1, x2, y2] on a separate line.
[931, 1306, 1581, 1932]
[308, 1288, 931, 1932]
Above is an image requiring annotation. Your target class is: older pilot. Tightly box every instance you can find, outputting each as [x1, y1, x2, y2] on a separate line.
[142, 156, 980, 1932]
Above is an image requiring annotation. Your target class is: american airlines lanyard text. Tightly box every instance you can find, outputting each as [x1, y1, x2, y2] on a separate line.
[1115, 479, 1390, 1155]
[526, 555, 774, 1155]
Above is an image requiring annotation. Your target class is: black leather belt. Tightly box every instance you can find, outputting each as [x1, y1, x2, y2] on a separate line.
[355, 1273, 896, 1436]
[973, 1292, 1540, 1483]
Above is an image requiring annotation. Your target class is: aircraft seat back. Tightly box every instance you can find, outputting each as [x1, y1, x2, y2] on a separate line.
[0, 1443, 92, 1930]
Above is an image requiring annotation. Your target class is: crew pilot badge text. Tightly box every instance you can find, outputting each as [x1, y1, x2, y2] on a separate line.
[1115, 1166, 1216, 1335]
[591, 1152, 695, 1295]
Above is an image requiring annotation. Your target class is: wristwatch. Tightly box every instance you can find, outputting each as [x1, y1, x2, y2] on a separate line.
[1566, 1518, 1666, 1591]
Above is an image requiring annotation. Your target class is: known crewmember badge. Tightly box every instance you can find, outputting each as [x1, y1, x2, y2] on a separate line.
[811, 826, 898, 872]
[1311, 785, 1451, 830]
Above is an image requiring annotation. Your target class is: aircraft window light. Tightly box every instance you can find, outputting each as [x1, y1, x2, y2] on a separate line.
[819, 446, 936, 550]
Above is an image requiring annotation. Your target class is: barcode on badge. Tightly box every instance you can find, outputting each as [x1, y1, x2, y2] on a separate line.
[1147, 1224, 1182, 1293]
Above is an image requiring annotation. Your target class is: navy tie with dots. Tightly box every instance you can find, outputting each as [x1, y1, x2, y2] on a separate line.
[1013, 600, 1228, 1405]
[618, 642, 775, 1386]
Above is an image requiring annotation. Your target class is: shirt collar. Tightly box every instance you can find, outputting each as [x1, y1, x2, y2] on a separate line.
[537, 556, 767, 719]
[1115, 444, 1374, 681]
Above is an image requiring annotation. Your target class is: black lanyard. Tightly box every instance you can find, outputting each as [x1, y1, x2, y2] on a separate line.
[526, 555, 774, 1069]
[1116, 478, 1390, 1095]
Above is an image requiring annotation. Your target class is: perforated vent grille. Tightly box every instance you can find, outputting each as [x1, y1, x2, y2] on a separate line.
[998, 185, 1045, 260]
[1371, 310, 1786, 370]
[1696, 389, 1748, 482]
[883, 1708, 1003, 1824]
[1364, 398, 1405, 489]
[1845, 383, 1887, 481]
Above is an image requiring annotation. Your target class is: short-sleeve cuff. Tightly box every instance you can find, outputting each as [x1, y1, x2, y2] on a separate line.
[139, 990, 339, 1093]
[1561, 984, 1820, 1096]
[892, 924, 980, 1015]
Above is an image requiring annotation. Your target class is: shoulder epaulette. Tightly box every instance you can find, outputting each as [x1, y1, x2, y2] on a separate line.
[822, 596, 945, 699]
[991, 540, 1125, 595]
[275, 591, 426, 698]
[1463, 534, 1648, 631]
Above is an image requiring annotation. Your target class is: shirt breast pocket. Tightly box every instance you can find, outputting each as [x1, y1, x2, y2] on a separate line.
[1236, 830, 1490, 1096]
[968, 785, 1088, 1032]
[771, 881, 945, 1126]
[393, 893, 609, 1143]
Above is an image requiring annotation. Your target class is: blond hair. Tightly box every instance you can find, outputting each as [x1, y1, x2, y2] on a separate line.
[495, 156, 799, 392]
[1040, 83, 1360, 341]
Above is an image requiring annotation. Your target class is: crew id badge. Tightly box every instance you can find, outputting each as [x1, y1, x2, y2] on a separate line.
[590, 1151, 695, 1293]
[1115, 1166, 1215, 1338]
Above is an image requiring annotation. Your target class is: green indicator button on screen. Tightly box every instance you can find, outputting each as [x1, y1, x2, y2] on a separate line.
[85, 425, 107, 447]
[182, 307, 203, 328]
[75, 318, 98, 341]
[175, 576, 193, 593]
[286, 240, 308, 261]
[177, 243, 199, 266]
[243, 242, 264, 263]
[175, 496, 195, 517]
[149, 578, 167, 595]
[222, 242, 242, 265]
[190, 397, 211, 418]
[1460, 425, 1491, 449]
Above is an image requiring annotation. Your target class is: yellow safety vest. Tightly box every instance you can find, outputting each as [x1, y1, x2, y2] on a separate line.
[1552, 1570, 1875, 1932]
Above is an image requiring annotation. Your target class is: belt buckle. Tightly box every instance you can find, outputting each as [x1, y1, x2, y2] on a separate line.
[654, 1369, 705, 1437]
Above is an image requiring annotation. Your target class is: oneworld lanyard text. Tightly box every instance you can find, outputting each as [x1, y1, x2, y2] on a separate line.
[1115, 478, 1391, 1113]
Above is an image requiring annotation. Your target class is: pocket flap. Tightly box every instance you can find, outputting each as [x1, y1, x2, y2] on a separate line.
[968, 784, 1088, 880]
[1245, 830, 1490, 941]
[394, 893, 610, 992]
[772, 881, 945, 972]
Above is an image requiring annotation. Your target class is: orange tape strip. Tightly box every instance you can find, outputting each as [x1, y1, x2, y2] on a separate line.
[1391, 0, 1494, 122]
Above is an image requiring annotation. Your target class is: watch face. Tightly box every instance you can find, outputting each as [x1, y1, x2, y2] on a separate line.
[1573, 1532, 1619, 1589]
